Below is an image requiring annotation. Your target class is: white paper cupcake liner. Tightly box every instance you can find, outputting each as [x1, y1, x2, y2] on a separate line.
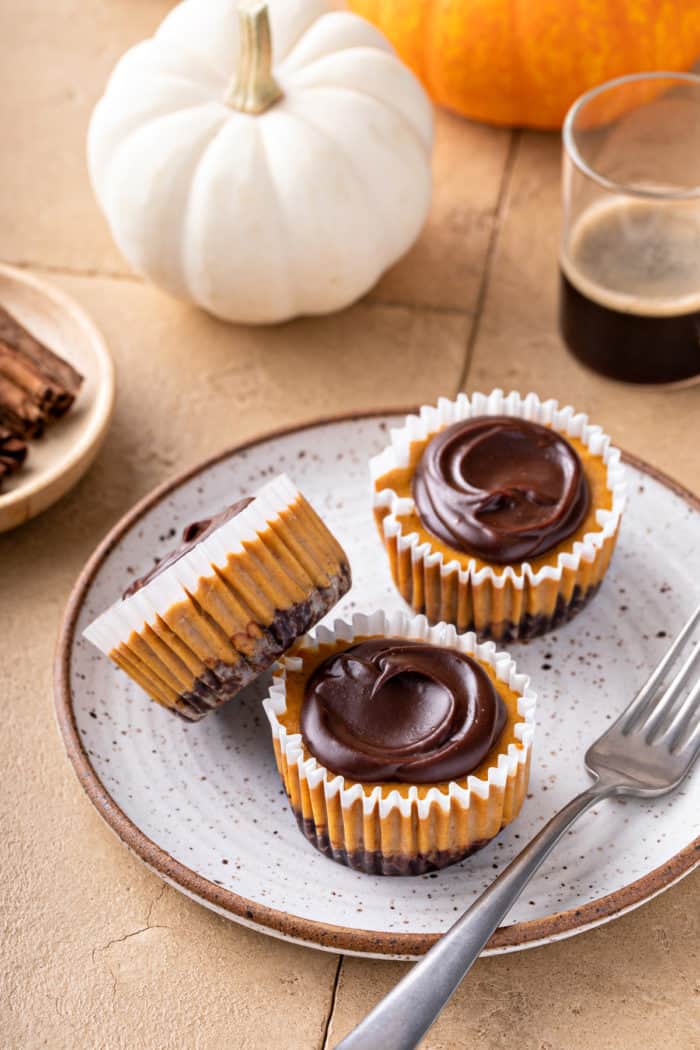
[85, 473, 306, 653]
[370, 390, 627, 640]
[263, 608, 536, 875]
[83, 473, 351, 718]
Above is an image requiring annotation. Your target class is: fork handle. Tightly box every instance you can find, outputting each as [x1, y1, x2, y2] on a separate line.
[336, 782, 618, 1050]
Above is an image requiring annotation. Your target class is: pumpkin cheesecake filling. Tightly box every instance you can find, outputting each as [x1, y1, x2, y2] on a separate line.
[264, 614, 536, 876]
[83, 475, 351, 720]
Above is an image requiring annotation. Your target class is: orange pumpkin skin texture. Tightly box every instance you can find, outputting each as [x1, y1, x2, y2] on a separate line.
[348, 0, 700, 129]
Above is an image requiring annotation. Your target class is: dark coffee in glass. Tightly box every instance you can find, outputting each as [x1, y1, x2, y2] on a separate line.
[559, 199, 700, 384]
[560, 73, 700, 386]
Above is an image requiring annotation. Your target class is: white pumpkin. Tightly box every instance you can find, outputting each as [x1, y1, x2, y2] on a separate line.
[88, 0, 433, 324]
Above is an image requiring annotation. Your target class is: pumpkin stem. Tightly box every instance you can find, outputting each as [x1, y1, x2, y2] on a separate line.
[224, 1, 283, 114]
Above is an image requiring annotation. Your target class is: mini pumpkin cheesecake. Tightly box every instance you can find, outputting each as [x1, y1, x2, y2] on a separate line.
[371, 391, 626, 640]
[83, 474, 351, 720]
[263, 610, 536, 876]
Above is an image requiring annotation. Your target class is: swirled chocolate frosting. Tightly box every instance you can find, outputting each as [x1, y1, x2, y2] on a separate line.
[413, 417, 590, 563]
[301, 638, 507, 783]
[123, 496, 253, 598]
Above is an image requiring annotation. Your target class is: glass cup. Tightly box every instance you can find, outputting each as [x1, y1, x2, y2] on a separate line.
[559, 72, 700, 386]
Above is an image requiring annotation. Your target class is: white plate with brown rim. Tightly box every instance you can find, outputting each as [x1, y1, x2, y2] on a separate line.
[0, 264, 114, 533]
[55, 410, 700, 959]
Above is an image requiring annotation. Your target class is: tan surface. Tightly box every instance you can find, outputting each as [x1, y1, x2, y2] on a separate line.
[0, 3, 697, 1049]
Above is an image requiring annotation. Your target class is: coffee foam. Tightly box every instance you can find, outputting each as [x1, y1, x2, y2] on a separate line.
[561, 196, 700, 317]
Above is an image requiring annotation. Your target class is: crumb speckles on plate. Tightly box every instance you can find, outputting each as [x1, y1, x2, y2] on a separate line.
[59, 415, 700, 958]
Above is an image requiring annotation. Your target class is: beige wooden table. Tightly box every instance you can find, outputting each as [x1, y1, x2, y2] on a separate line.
[2, 4, 698, 1048]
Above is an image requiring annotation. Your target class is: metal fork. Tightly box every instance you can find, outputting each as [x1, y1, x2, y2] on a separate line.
[337, 605, 700, 1050]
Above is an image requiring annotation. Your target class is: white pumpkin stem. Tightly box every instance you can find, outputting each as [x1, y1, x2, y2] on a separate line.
[224, 1, 283, 114]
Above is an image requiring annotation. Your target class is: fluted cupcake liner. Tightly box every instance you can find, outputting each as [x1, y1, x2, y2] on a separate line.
[84, 474, 351, 719]
[263, 609, 536, 876]
[371, 390, 627, 641]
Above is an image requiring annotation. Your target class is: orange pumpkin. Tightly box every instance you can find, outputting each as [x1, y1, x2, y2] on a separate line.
[348, 0, 700, 129]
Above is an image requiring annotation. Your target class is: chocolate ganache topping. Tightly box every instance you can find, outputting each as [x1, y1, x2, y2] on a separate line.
[123, 496, 254, 598]
[301, 638, 507, 783]
[412, 417, 590, 564]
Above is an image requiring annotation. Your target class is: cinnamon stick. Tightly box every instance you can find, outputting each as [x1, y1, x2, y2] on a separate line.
[0, 304, 83, 400]
[0, 425, 27, 489]
[0, 374, 45, 438]
[0, 341, 73, 417]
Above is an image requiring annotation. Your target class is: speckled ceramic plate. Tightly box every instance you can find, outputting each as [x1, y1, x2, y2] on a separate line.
[55, 412, 700, 959]
[0, 265, 115, 532]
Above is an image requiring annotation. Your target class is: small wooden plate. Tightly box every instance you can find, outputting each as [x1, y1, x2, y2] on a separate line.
[0, 265, 115, 532]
